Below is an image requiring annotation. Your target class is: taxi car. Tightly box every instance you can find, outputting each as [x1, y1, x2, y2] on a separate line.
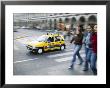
[26, 33, 66, 54]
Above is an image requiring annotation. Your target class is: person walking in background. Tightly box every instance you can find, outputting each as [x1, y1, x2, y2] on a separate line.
[62, 27, 67, 40]
[83, 25, 92, 71]
[68, 25, 84, 69]
[90, 24, 97, 75]
[65, 24, 71, 41]
[66, 29, 71, 41]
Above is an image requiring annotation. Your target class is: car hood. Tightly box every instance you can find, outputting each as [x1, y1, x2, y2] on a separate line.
[28, 41, 45, 47]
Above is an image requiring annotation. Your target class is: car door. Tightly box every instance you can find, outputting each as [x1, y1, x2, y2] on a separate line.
[54, 36, 62, 49]
[46, 37, 55, 50]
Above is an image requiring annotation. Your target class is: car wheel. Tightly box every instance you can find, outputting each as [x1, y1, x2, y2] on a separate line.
[60, 45, 65, 50]
[37, 48, 43, 54]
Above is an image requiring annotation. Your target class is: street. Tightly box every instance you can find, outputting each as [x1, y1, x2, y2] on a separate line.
[13, 28, 93, 75]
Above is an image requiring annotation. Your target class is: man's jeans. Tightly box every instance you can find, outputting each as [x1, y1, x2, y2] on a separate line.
[90, 51, 97, 75]
[70, 44, 83, 67]
[84, 48, 97, 75]
[84, 47, 92, 70]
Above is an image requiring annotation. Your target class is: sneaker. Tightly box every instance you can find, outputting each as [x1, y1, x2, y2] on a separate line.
[68, 66, 73, 69]
[68, 65, 73, 69]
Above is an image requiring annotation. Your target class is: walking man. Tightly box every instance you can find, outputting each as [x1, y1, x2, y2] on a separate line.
[68, 25, 84, 69]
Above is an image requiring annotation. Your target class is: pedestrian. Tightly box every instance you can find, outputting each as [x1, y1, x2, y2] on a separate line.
[90, 24, 97, 75]
[67, 30, 71, 41]
[83, 25, 92, 71]
[65, 25, 71, 41]
[68, 25, 84, 69]
[62, 27, 67, 40]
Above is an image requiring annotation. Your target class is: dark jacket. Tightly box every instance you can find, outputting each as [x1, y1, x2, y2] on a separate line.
[70, 33, 83, 45]
[91, 32, 97, 53]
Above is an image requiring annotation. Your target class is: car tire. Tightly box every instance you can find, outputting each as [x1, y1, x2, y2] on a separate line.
[37, 48, 43, 54]
[60, 45, 65, 50]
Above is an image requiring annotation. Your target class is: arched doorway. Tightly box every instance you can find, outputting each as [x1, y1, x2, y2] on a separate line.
[65, 18, 70, 24]
[88, 15, 97, 25]
[59, 18, 63, 23]
[49, 19, 52, 30]
[71, 17, 77, 30]
[65, 18, 71, 31]
[79, 16, 86, 25]
[54, 19, 57, 29]
[78, 16, 86, 32]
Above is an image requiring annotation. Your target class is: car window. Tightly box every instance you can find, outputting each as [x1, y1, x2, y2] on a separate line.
[55, 36, 62, 41]
[47, 37, 54, 42]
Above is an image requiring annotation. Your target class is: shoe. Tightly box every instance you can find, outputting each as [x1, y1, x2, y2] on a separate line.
[68, 66, 73, 69]
[78, 60, 83, 65]
[93, 72, 97, 75]
[93, 70, 97, 75]
[68, 65, 73, 69]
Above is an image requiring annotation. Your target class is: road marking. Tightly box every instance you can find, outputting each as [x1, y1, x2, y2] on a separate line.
[14, 58, 39, 64]
[55, 56, 72, 62]
[55, 54, 85, 62]
[65, 48, 85, 52]
[48, 52, 72, 58]
[47, 50, 85, 58]
[65, 49, 73, 52]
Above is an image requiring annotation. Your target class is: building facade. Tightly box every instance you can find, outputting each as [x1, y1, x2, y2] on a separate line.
[14, 13, 97, 31]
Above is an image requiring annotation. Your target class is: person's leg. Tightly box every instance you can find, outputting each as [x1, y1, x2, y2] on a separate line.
[83, 49, 92, 71]
[87, 49, 92, 63]
[76, 46, 83, 65]
[69, 45, 79, 69]
[90, 52, 97, 75]
[83, 47, 89, 70]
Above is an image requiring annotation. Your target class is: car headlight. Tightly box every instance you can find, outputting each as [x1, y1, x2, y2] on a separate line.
[32, 46, 36, 49]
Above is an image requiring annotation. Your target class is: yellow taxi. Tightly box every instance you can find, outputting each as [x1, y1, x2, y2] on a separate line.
[26, 33, 66, 54]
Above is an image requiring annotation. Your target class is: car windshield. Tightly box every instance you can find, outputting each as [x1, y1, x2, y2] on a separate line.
[36, 35, 48, 42]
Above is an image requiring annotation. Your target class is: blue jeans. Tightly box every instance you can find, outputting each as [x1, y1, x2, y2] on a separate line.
[84, 47, 92, 70]
[90, 51, 97, 75]
[70, 44, 83, 67]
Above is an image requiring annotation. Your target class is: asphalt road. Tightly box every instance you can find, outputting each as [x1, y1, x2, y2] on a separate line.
[13, 28, 93, 75]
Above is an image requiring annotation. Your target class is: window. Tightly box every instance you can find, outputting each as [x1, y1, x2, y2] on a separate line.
[55, 36, 62, 41]
[47, 37, 54, 42]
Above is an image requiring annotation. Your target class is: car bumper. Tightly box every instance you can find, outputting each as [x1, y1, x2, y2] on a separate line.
[26, 45, 38, 52]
